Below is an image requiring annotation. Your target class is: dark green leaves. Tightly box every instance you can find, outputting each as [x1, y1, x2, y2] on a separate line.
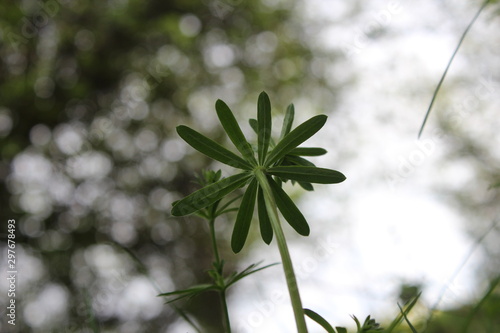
[171, 172, 251, 216]
[266, 115, 327, 167]
[268, 176, 310, 236]
[268, 166, 346, 184]
[177, 126, 252, 170]
[216, 99, 257, 166]
[257, 187, 273, 244]
[257, 92, 272, 164]
[231, 179, 258, 253]
[173, 91, 346, 252]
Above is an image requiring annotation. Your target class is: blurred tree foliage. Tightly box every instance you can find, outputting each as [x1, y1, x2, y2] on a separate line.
[0, 0, 334, 332]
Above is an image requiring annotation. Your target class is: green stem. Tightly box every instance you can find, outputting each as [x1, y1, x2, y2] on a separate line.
[209, 218, 232, 333]
[254, 168, 308, 333]
[209, 218, 222, 265]
[220, 289, 232, 333]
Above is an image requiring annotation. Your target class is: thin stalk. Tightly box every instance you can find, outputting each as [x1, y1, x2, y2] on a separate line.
[209, 218, 222, 265]
[208, 218, 232, 333]
[418, 0, 491, 138]
[254, 168, 308, 333]
[220, 289, 232, 333]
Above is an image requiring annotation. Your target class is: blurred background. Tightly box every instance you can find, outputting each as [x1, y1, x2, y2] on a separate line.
[1, 0, 499, 332]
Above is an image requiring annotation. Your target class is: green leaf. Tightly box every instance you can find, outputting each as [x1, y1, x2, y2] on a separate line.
[352, 315, 361, 332]
[336, 327, 348, 333]
[285, 155, 316, 167]
[214, 194, 243, 217]
[216, 99, 257, 165]
[397, 303, 418, 333]
[280, 104, 295, 139]
[231, 178, 258, 253]
[298, 181, 314, 191]
[304, 308, 336, 333]
[267, 115, 327, 167]
[268, 166, 346, 184]
[177, 126, 251, 170]
[249, 118, 258, 133]
[268, 177, 310, 236]
[158, 283, 217, 303]
[225, 262, 279, 288]
[171, 172, 251, 216]
[385, 293, 421, 333]
[289, 147, 327, 156]
[257, 186, 273, 244]
[258, 91, 272, 164]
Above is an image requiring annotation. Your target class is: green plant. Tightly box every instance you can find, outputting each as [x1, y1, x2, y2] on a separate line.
[170, 91, 346, 332]
[159, 169, 277, 332]
[303, 292, 420, 333]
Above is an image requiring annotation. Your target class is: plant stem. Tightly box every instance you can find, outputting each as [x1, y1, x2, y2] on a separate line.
[209, 218, 221, 265]
[220, 289, 232, 333]
[209, 218, 232, 333]
[254, 168, 308, 333]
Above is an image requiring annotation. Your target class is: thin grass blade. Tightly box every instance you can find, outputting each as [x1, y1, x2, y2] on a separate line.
[231, 178, 258, 253]
[267, 115, 327, 167]
[268, 177, 310, 236]
[177, 125, 251, 170]
[397, 303, 418, 333]
[418, 0, 490, 138]
[385, 293, 421, 333]
[216, 99, 257, 165]
[258, 91, 272, 164]
[171, 172, 251, 216]
[268, 166, 346, 184]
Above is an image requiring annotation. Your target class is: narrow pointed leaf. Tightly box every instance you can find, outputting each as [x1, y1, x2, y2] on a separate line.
[304, 308, 336, 333]
[177, 126, 251, 170]
[249, 118, 258, 134]
[267, 115, 327, 167]
[285, 155, 316, 167]
[257, 186, 273, 244]
[226, 262, 279, 288]
[258, 91, 272, 164]
[336, 327, 347, 333]
[268, 166, 346, 184]
[171, 172, 251, 216]
[216, 99, 257, 165]
[280, 104, 295, 139]
[289, 147, 327, 156]
[298, 181, 314, 191]
[251, 118, 276, 147]
[397, 303, 418, 333]
[158, 283, 217, 303]
[231, 178, 258, 253]
[385, 293, 421, 333]
[268, 177, 310, 236]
